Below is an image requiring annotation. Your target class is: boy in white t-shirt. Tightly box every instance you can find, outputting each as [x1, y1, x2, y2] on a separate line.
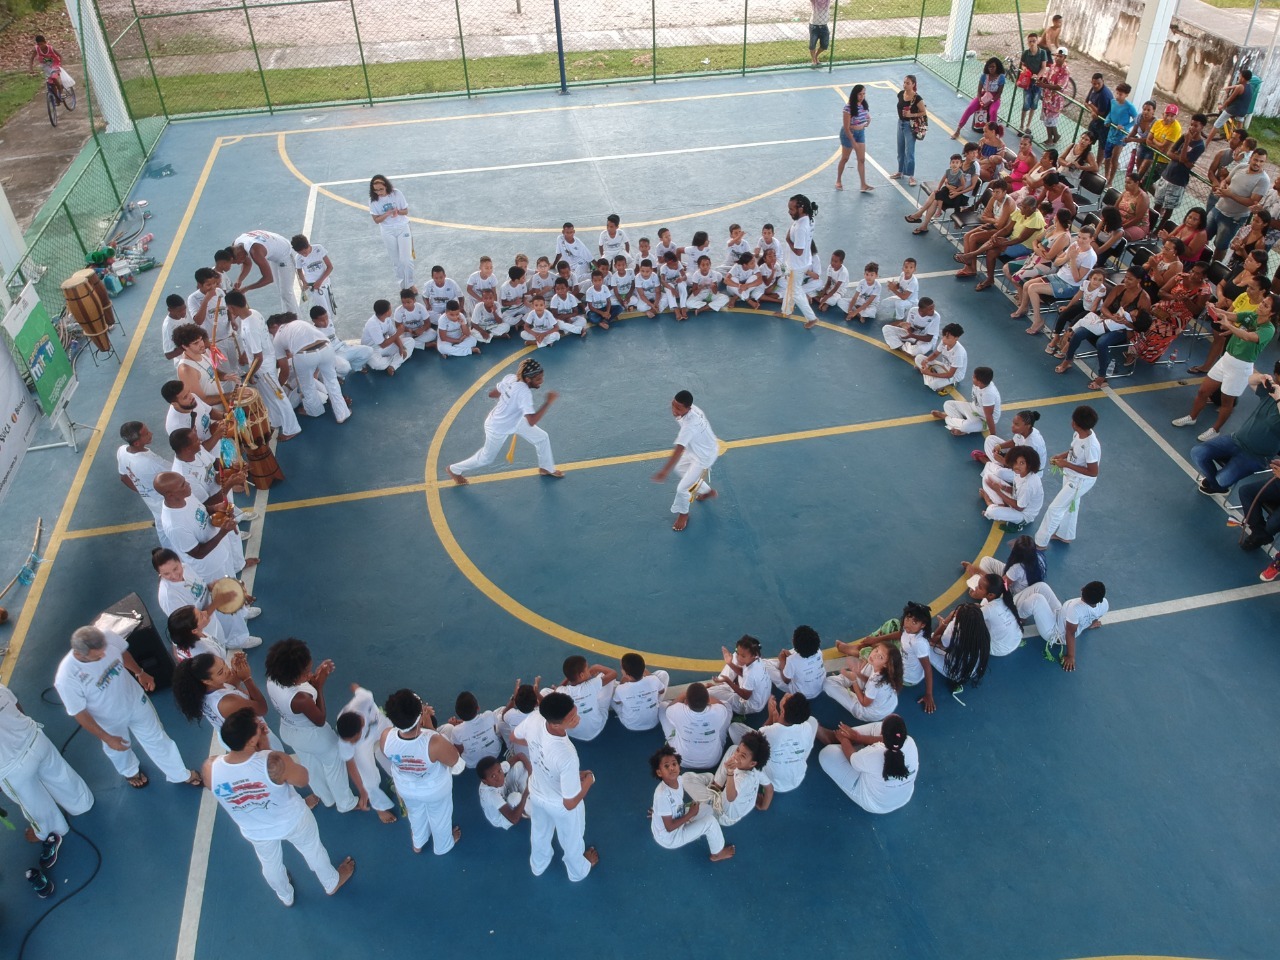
[630, 259, 664, 317]
[726, 253, 766, 308]
[659, 252, 689, 321]
[706, 636, 769, 716]
[1018, 580, 1107, 672]
[915, 322, 969, 392]
[885, 257, 921, 320]
[438, 691, 503, 768]
[423, 266, 463, 322]
[721, 223, 753, 272]
[762, 625, 826, 699]
[598, 213, 631, 263]
[838, 261, 881, 323]
[635, 236, 652, 268]
[610, 653, 669, 731]
[521, 294, 561, 348]
[498, 679, 541, 757]
[499, 266, 529, 327]
[553, 222, 595, 283]
[755, 223, 783, 265]
[808, 249, 849, 322]
[649, 745, 736, 861]
[471, 288, 511, 343]
[653, 227, 680, 267]
[361, 298, 409, 372]
[435, 300, 481, 357]
[606, 257, 635, 310]
[527, 256, 557, 305]
[757, 248, 784, 307]
[883, 297, 940, 354]
[549, 278, 586, 337]
[160, 294, 187, 361]
[687, 256, 729, 314]
[582, 270, 622, 329]
[465, 256, 498, 314]
[544, 657, 617, 741]
[394, 289, 435, 350]
[291, 234, 336, 320]
[737, 693, 819, 793]
[335, 684, 397, 822]
[477, 754, 530, 830]
[934, 365, 1002, 436]
[681, 731, 773, 827]
[659, 682, 732, 770]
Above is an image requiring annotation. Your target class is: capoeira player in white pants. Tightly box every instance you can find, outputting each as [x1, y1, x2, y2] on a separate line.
[446, 357, 563, 483]
[652, 390, 719, 532]
[380, 689, 465, 854]
[227, 292, 302, 440]
[205, 708, 355, 906]
[512, 692, 600, 881]
[369, 175, 416, 292]
[269, 313, 351, 423]
[291, 235, 337, 320]
[335, 685, 397, 823]
[0, 681, 94, 842]
[783, 194, 820, 326]
[649, 745, 735, 862]
[231, 230, 299, 314]
[54, 627, 202, 788]
[882, 299, 940, 354]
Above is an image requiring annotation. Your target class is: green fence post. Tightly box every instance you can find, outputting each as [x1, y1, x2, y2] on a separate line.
[242, 0, 274, 114]
[131, 2, 169, 120]
[1013, 0, 1025, 55]
[453, 0, 472, 96]
[741, 0, 749, 76]
[956, 2, 976, 97]
[349, 0, 374, 105]
[63, 200, 89, 260]
[651, 0, 657, 83]
[827, 0, 838, 72]
[914, 0, 927, 60]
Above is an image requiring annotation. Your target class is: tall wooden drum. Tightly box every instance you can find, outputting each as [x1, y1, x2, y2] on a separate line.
[61, 269, 116, 352]
[230, 386, 271, 447]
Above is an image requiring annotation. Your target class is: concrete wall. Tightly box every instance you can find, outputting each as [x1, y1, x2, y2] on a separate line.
[1048, 0, 1264, 115]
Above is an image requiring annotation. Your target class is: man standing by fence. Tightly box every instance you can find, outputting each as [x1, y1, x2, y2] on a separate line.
[809, 0, 830, 68]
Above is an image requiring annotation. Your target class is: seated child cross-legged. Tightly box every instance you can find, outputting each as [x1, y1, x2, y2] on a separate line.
[762, 624, 826, 699]
[648, 745, 736, 862]
[706, 635, 770, 717]
[821, 641, 902, 732]
[476, 754, 531, 830]
[680, 732, 773, 828]
[835, 601, 936, 714]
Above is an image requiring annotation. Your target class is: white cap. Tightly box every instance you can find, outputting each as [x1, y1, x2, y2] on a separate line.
[1056, 46, 1068, 56]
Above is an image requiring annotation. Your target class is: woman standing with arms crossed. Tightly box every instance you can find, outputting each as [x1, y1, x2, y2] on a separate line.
[836, 85, 873, 192]
[891, 75, 927, 187]
[369, 175, 415, 294]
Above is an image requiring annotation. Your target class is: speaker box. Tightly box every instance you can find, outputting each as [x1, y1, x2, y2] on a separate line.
[97, 593, 175, 691]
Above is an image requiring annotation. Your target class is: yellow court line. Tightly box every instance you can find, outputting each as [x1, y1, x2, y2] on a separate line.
[60, 519, 156, 541]
[229, 82, 876, 141]
[278, 133, 839, 235]
[264, 481, 429, 514]
[0, 140, 225, 686]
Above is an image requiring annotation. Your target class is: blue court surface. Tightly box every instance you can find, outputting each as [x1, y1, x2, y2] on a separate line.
[2, 66, 1277, 960]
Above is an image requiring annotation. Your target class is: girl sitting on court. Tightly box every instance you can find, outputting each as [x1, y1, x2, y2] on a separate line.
[648, 745, 736, 862]
[974, 409, 1047, 485]
[707, 635, 769, 716]
[964, 572, 1024, 657]
[981, 444, 1044, 527]
[818, 713, 919, 814]
[962, 534, 1047, 598]
[835, 602, 937, 715]
[915, 322, 968, 392]
[928, 603, 991, 693]
[823, 641, 902, 722]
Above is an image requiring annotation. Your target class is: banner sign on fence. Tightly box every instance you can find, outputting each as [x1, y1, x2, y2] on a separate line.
[2, 282, 73, 415]
[0, 343, 39, 505]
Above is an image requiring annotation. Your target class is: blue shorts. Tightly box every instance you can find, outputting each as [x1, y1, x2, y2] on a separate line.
[1023, 86, 1042, 111]
[1048, 275, 1077, 299]
[839, 127, 864, 148]
[1103, 139, 1124, 159]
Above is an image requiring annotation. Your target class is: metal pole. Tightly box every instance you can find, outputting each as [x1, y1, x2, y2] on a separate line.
[453, 0, 472, 97]
[1243, 0, 1262, 48]
[914, 0, 926, 60]
[93, 0, 146, 153]
[241, 0, 274, 114]
[827, 0, 838, 71]
[64, 201, 89, 258]
[552, 0, 568, 94]
[651, 0, 657, 83]
[349, 0, 373, 105]
[956, 0, 976, 95]
[131, 2, 169, 120]
[741, 0, 749, 76]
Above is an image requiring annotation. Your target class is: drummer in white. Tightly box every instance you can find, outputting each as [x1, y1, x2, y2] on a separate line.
[226, 292, 302, 440]
[231, 230, 298, 314]
[652, 390, 719, 532]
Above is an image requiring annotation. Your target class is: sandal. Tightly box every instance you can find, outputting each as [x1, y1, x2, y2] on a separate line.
[1187, 365, 1207, 375]
[184, 770, 204, 787]
[908, 178, 918, 186]
[974, 279, 993, 291]
[905, 215, 923, 223]
[835, 181, 844, 191]
[126, 772, 150, 789]
[861, 184, 875, 192]
[912, 227, 929, 235]
[889, 172, 903, 180]
[1054, 361, 1072, 374]
[1087, 377, 1107, 391]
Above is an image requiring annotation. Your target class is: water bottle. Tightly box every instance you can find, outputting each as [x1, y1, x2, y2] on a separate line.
[1106, 360, 1117, 377]
[26, 868, 54, 899]
[1170, 348, 1178, 363]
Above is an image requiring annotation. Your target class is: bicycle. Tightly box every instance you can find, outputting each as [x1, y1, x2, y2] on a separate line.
[45, 69, 76, 128]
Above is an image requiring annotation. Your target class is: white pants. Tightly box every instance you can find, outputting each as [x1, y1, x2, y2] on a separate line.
[658, 783, 728, 852]
[1017, 581, 1064, 643]
[681, 770, 745, 826]
[529, 795, 591, 880]
[371, 342, 408, 371]
[350, 740, 395, 812]
[403, 781, 456, 853]
[881, 325, 918, 351]
[277, 722, 358, 812]
[268, 261, 299, 315]
[558, 317, 587, 336]
[473, 323, 511, 343]
[688, 289, 730, 311]
[0, 730, 94, 837]
[142, 498, 176, 551]
[306, 282, 336, 320]
[406, 327, 437, 350]
[293, 344, 350, 423]
[521, 330, 561, 348]
[247, 807, 340, 905]
[381, 228, 415, 291]
[438, 335, 478, 357]
[819, 725, 881, 803]
[97, 693, 190, 782]
[822, 674, 893, 722]
[785, 273, 818, 321]
[729, 283, 765, 305]
[914, 354, 960, 391]
[215, 606, 252, 647]
[501, 306, 527, 326]
[670, 453, 712, 515]
[1034, 477, 1094, 546]
[944, 398, 985, 434]
[893, 297, 917, 320]
[451, 420, 556, 475]
[253, 371, 301, 437]
[334, 340, 377, 376]
[658, 289, 684, 312]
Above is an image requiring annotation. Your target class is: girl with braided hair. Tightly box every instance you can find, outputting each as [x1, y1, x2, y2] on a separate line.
[818, 713, 918, 813]
[784, 194, 822, 328]
[446, 356, 564, 483]
[928, 603, 990, 692]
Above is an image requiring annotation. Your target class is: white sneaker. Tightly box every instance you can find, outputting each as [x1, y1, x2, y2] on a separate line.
[1171, 415, 1196, 427]
[243, 605, 262, 620]
[239, 530, 251, 541]
[237, 509, 259, 522]
[232, 636, 264, 650]
[1197, 427, 1219, 442]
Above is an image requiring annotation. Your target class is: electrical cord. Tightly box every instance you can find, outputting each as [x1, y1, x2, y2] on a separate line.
[16, 690, 104, 960]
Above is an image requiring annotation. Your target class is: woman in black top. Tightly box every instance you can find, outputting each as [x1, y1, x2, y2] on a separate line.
[891, 75, 926, 187]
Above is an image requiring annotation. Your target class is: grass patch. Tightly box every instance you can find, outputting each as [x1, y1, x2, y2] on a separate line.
[837, 0, 1046, 19]
[0, 72, 42, 127]
[1247, 116, 1280, 160]
[1194, 0, 1278, 8]
[120, 35, 939, 117]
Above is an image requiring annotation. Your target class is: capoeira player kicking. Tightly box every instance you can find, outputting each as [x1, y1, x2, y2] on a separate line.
[446, 356, 564, 484]
[652, 390, 719, 532]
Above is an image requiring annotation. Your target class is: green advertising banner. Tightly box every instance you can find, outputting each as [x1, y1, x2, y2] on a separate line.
[2, 282, 74, 415]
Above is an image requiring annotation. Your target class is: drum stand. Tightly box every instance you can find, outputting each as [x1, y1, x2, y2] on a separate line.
[79, 315, 128, 367]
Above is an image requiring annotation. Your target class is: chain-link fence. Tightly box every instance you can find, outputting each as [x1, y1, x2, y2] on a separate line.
[4, 2, 166, 315]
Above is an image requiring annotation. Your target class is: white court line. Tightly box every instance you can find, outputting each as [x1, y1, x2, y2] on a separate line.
[1101, 383, 1201, 481]
[316, 137, 838, 187]
[175, 446, 275, 960]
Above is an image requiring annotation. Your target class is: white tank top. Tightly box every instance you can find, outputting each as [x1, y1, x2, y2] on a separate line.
[202, 684, 238, 728]
[266, 680, 318, 730]
[384, 728, 449, 799]
[210, 750, 306, 841]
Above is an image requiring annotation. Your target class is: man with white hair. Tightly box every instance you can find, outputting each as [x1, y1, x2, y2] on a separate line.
[53, 626, 201, 788]
[117, 421, 175, 550]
